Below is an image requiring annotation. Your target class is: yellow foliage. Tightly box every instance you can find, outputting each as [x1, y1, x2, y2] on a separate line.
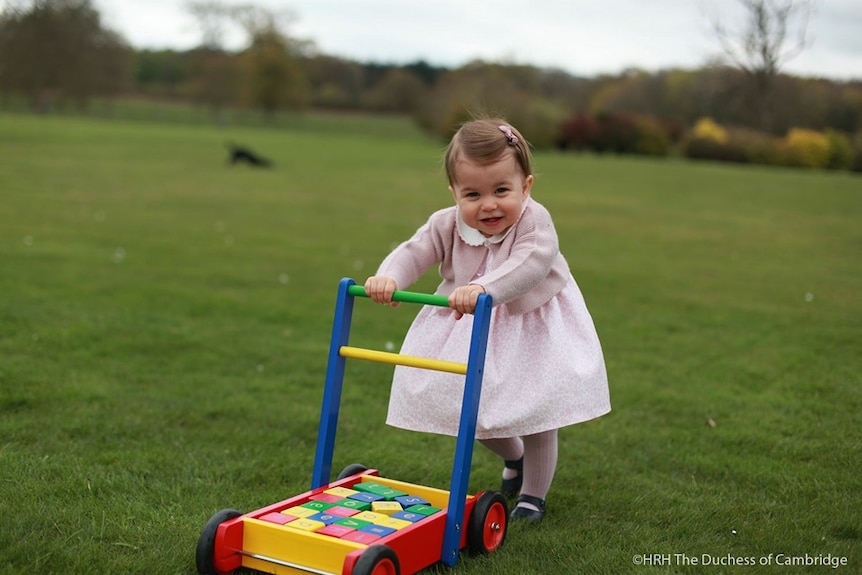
[785, 128, 831, 169]
[692, 117, 728, 143]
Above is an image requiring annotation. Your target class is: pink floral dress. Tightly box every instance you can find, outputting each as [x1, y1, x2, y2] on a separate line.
[379, 200, 611, 439]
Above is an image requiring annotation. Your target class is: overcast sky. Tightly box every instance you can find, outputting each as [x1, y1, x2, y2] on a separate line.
[85, 1, 861, 80]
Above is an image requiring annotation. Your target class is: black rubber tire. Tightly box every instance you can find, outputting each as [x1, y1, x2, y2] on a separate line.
[195, 508, 242, 575]
[352, 544, 400, 575]
[336, 463, 369, 481]
[467, 491, 508, 555]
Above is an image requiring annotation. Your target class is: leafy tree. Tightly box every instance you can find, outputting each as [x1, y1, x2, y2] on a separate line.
[403, 60, 441, 86]
[182, 1, 312, 119]
[416, 61, 565, 144]
[240, 27, 310, 116]
[133, 49, 190, 98]
[304, 55, 365, 109]
[183, 1, 247, 119]
[0, 0, 131, 110]
[187, 48, 241, 122]
[364, 67, 427, 114]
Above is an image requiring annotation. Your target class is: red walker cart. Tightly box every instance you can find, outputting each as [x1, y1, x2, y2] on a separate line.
[195, 278, 508, 575]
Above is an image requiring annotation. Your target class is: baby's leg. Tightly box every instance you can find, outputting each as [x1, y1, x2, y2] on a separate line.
[517, 429, 558, 512]
[479, 437, 524, 484]
[479, 437, 524, 479]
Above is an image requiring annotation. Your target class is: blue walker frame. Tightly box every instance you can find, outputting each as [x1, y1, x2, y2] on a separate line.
[310, 277, 493, 567]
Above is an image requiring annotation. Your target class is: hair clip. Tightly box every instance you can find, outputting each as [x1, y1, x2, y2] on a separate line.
[498, 125, 519, 146]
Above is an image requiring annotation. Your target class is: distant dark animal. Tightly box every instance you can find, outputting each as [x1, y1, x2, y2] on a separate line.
[227, 143, 272, 168]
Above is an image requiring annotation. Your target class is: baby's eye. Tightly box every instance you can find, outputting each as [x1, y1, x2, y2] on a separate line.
[495, 187, 509, 194]
[465, 191, 480, 198]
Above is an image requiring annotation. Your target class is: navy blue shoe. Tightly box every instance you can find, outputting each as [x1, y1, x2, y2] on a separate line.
[510, 494, 545, 523]
[501, 457, 523, 497]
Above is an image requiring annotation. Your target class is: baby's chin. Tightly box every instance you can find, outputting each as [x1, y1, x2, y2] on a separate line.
[476, 219, 510, 237]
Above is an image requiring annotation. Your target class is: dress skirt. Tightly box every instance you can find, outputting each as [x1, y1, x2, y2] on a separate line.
[385, 277, 611, 439]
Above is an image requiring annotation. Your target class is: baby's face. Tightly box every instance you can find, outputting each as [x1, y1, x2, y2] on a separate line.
[449, 154, 533, 237]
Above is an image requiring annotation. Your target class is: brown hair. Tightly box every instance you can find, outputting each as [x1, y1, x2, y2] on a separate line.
[444, 118, 532, 185]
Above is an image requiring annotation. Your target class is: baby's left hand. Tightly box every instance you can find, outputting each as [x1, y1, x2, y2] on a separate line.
[449, 284, 486, 320]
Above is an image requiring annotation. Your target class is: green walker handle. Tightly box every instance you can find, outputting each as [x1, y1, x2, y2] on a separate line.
[347, 284, 451, 307]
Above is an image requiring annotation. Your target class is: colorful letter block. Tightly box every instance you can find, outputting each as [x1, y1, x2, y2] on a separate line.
[341, 530, 380, 544]
[308, 512, 341, 525]
[316, 524, 355, 538]
[286, 518, 325, 532]
[335, 517, 372, 530]
[371, 501, 403, 515]
[259, 512, 295, 525]
[267, 481, 445, 546]
[282, 506, 318, 518]
[348, 492, 384, 504]
[391, 511, 425, 523]
[395, 495, 429, 507]
[338, 498, 371, 511]
[327, 505, 359, 518]
[405, 504, 441, 516]
[324, 487, 359, 498]
[375, 517, 412, 531]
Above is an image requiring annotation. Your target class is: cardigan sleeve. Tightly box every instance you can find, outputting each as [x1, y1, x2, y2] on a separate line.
[471, 202, 560, 305]
[374, 208, 451, 290]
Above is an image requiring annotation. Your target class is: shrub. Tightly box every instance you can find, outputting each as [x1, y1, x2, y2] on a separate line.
[691, 117, 728, 143]
[680, 120, 859, 172]
[557, 113, 673, 157]
[784, 128, 831, 169]
[824, 130, 855, 171]
[853, 134, 862, 173]
[557, 115, 597, 151]
[511, 98, 569, 149]
[592, 113, 640, 154]
[683, 137, 747, 163]
[732, 128, 788, 166]
[633, 116, 672, 156]
[661, 118, 687, 145]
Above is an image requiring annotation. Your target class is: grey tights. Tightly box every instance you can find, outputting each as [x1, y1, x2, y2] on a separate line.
[480, 429, 558, 509]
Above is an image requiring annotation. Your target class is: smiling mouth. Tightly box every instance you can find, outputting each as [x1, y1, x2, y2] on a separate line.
[481, 217, 503, 226]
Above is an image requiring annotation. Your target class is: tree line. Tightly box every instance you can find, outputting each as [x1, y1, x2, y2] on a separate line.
[2, 0, 860, 167]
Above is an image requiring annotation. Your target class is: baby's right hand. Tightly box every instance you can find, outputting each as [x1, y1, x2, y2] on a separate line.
[364, 276, 400, 307]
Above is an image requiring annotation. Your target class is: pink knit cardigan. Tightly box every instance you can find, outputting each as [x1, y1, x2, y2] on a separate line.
[376, 198, 571, 315]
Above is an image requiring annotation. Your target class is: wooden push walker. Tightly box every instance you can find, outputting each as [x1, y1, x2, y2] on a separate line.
[195, 278, 508, 575]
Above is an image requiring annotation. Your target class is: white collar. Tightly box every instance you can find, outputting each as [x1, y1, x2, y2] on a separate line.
[455, 197, 530, 247]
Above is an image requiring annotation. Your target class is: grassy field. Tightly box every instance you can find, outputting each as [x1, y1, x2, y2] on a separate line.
[1, 112, 860, 575]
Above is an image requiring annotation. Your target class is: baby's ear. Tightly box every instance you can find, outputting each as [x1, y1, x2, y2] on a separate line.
[523, 175, 534, 197]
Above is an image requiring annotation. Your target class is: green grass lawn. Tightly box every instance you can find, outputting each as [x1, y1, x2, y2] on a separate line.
[1, 112, 860, 574]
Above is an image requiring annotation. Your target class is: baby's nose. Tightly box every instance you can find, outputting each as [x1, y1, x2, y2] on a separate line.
[481, 198, 497, 210]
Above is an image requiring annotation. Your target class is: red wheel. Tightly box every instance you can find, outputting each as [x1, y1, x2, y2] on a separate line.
[467, 491, 508, 555]
[352, 545, 399, 575]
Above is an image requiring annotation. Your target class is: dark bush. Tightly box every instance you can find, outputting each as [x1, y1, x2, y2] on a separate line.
[557, 112, 673, 157]
[824, 130, 855, 171]
[682, 137, 747, 163]
[633, 116, 672, 156]
[557, 115, 597, 150]
[852, 135, 862, 173]
[661, 118, 687, 144]
[732, 129, 786, 166]
[592, 113, 640, 154]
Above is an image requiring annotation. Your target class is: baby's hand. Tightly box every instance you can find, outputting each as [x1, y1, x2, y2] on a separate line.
[449, 284, 485, 320]
[364, 276, 400, 307]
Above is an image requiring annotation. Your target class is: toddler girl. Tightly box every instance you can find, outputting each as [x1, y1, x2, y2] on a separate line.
[364, 117, 611, 522]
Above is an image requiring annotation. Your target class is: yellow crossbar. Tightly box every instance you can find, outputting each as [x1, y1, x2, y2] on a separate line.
[339, 346, 467, 375]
